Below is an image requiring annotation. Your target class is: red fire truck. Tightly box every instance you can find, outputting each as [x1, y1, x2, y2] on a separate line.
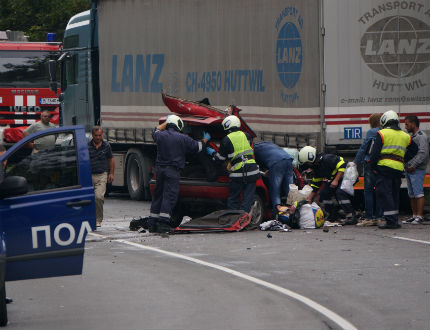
[0, 39, 60, 142]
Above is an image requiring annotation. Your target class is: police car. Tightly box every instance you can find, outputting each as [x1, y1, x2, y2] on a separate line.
[0, 126, 96, 326]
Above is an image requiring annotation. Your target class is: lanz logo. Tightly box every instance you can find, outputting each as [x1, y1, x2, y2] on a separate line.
[360, 15, 430, 78]
[275, 7, 303, 89]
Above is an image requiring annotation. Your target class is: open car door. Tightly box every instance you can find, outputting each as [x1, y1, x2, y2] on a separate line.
[0, 126, 96, 282]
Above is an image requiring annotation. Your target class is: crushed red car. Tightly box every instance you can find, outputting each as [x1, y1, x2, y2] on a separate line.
[150, 93, 304, 229]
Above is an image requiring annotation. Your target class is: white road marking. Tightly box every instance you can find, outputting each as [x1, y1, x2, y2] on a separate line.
[88, 232, 358, 330]
[392, 236, 430, 245]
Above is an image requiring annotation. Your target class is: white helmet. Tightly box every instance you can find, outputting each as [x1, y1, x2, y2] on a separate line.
[166, 114, 184, 131]
[298, 146, 317, 164]
[222, 115, 241, 131]
[380, 110, 399, 127]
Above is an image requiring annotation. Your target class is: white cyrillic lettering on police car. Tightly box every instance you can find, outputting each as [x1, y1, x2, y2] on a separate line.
[32, 225, 51, 249]
[32, 221, 92, 249]
[53, 223, 76, 246]
[77, 221, 92, 244]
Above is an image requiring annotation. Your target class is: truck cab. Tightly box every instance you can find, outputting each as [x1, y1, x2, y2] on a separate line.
[0, 125, 96, 326]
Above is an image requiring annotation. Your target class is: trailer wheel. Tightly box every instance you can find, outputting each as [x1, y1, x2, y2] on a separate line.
[126, 150, 151, 201]
[0, 282, 7, 327]
[248, 194, 264, 229]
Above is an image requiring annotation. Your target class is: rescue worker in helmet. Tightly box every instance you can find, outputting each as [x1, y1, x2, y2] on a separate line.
[298, 146, 356, 225]
[207, 114, 260, 214]
[369, 110, 418, 229]
[149, 114, 210, 233]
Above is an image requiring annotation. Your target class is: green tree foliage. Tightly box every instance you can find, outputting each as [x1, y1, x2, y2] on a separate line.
[0, 0, 91, 41]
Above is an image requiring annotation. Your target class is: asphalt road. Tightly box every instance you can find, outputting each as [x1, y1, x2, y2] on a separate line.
[6, 194, 430, 330]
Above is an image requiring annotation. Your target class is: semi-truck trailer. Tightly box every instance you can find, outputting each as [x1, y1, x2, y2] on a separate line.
[53, 0, 430, 200]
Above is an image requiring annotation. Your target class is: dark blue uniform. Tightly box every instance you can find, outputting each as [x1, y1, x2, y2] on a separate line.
[310, 153, 353, 221]
[150, 126, 204, 227]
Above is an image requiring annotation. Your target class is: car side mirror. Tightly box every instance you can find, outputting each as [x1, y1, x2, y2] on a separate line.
[0, 176, 28, 199]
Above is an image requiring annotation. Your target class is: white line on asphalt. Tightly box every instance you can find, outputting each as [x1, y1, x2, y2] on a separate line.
[392, 236, 430, 245]
[88, 233, 358, 330]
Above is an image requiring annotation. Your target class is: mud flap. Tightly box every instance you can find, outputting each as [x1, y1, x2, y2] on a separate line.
[174, 210, 251, 233]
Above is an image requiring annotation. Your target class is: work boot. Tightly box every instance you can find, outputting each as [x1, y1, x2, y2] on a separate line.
[341, 216, 357, 225]
[378, 222, 401, 229]
[155, 221, 173, 234]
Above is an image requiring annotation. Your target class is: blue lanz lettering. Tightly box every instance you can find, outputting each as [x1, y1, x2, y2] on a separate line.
[111, 54, 165, 93]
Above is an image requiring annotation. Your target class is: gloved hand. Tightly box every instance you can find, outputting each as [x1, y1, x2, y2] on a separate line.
[206, 147, 216, 156]
[203, 131, 211, 141]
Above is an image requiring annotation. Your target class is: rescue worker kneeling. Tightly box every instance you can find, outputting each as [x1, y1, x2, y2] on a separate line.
[149, 114, 210, 233]
[207, 115, 260, 214]
[299, 146, 356, 225]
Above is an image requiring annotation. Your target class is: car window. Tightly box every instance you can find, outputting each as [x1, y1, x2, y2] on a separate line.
[4, 132, 79, 192]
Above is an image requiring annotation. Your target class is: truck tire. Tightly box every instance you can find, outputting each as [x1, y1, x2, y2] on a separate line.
[126, 150, 151, 201]
[0, 283, 7, 327]
[248, 193, 264, 229]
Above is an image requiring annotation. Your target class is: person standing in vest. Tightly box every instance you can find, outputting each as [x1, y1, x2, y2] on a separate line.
[369, 110, 418, 229]
[150, 115, 210, 233]
[402, 115, 429, 225]
[207, 115, 260, 214]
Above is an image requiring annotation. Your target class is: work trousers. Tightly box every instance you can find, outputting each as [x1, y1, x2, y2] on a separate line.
[92, 172, 108, 224]
[319, 180, 354, 220]
[227, 179, 256, 213]
[150, 166, 180, 225]
[268, 158, 293, 214]
[375, 174, 401, 225]
[363, 163, 382, 219]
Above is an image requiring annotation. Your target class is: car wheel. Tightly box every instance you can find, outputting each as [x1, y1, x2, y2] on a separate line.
[0, 282, 7, 327]
[248, 194, 264, 229]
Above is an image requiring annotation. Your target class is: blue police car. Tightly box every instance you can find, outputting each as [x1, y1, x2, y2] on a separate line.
[0, 126, 96, 326]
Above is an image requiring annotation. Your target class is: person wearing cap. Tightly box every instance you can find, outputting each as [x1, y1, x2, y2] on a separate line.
[369, 110, 418, 229]
[298, 146, 356, 224]
[206, 115, 260, 214]
[149, 114, 210, 233]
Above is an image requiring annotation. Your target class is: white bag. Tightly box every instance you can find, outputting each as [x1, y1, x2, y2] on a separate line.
[298, 202, 325, 229]
[340, 162, 358, 196]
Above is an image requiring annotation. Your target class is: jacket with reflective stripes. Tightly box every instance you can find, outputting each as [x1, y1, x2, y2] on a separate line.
[227, 131, 257, 171]
[213, 129, 259, 180]
[377, 128, 411, 171]
[310, 154, 346, 192]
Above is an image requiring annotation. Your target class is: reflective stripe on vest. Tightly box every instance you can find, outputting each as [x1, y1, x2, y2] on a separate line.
[377, 128, 411, 171]
[227, 131, 256, 171]
[331, 157, 346, 177]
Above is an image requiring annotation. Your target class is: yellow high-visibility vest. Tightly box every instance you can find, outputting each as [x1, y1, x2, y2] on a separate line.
[377, 128, 411, 171]
[227, 131, 256, 172]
